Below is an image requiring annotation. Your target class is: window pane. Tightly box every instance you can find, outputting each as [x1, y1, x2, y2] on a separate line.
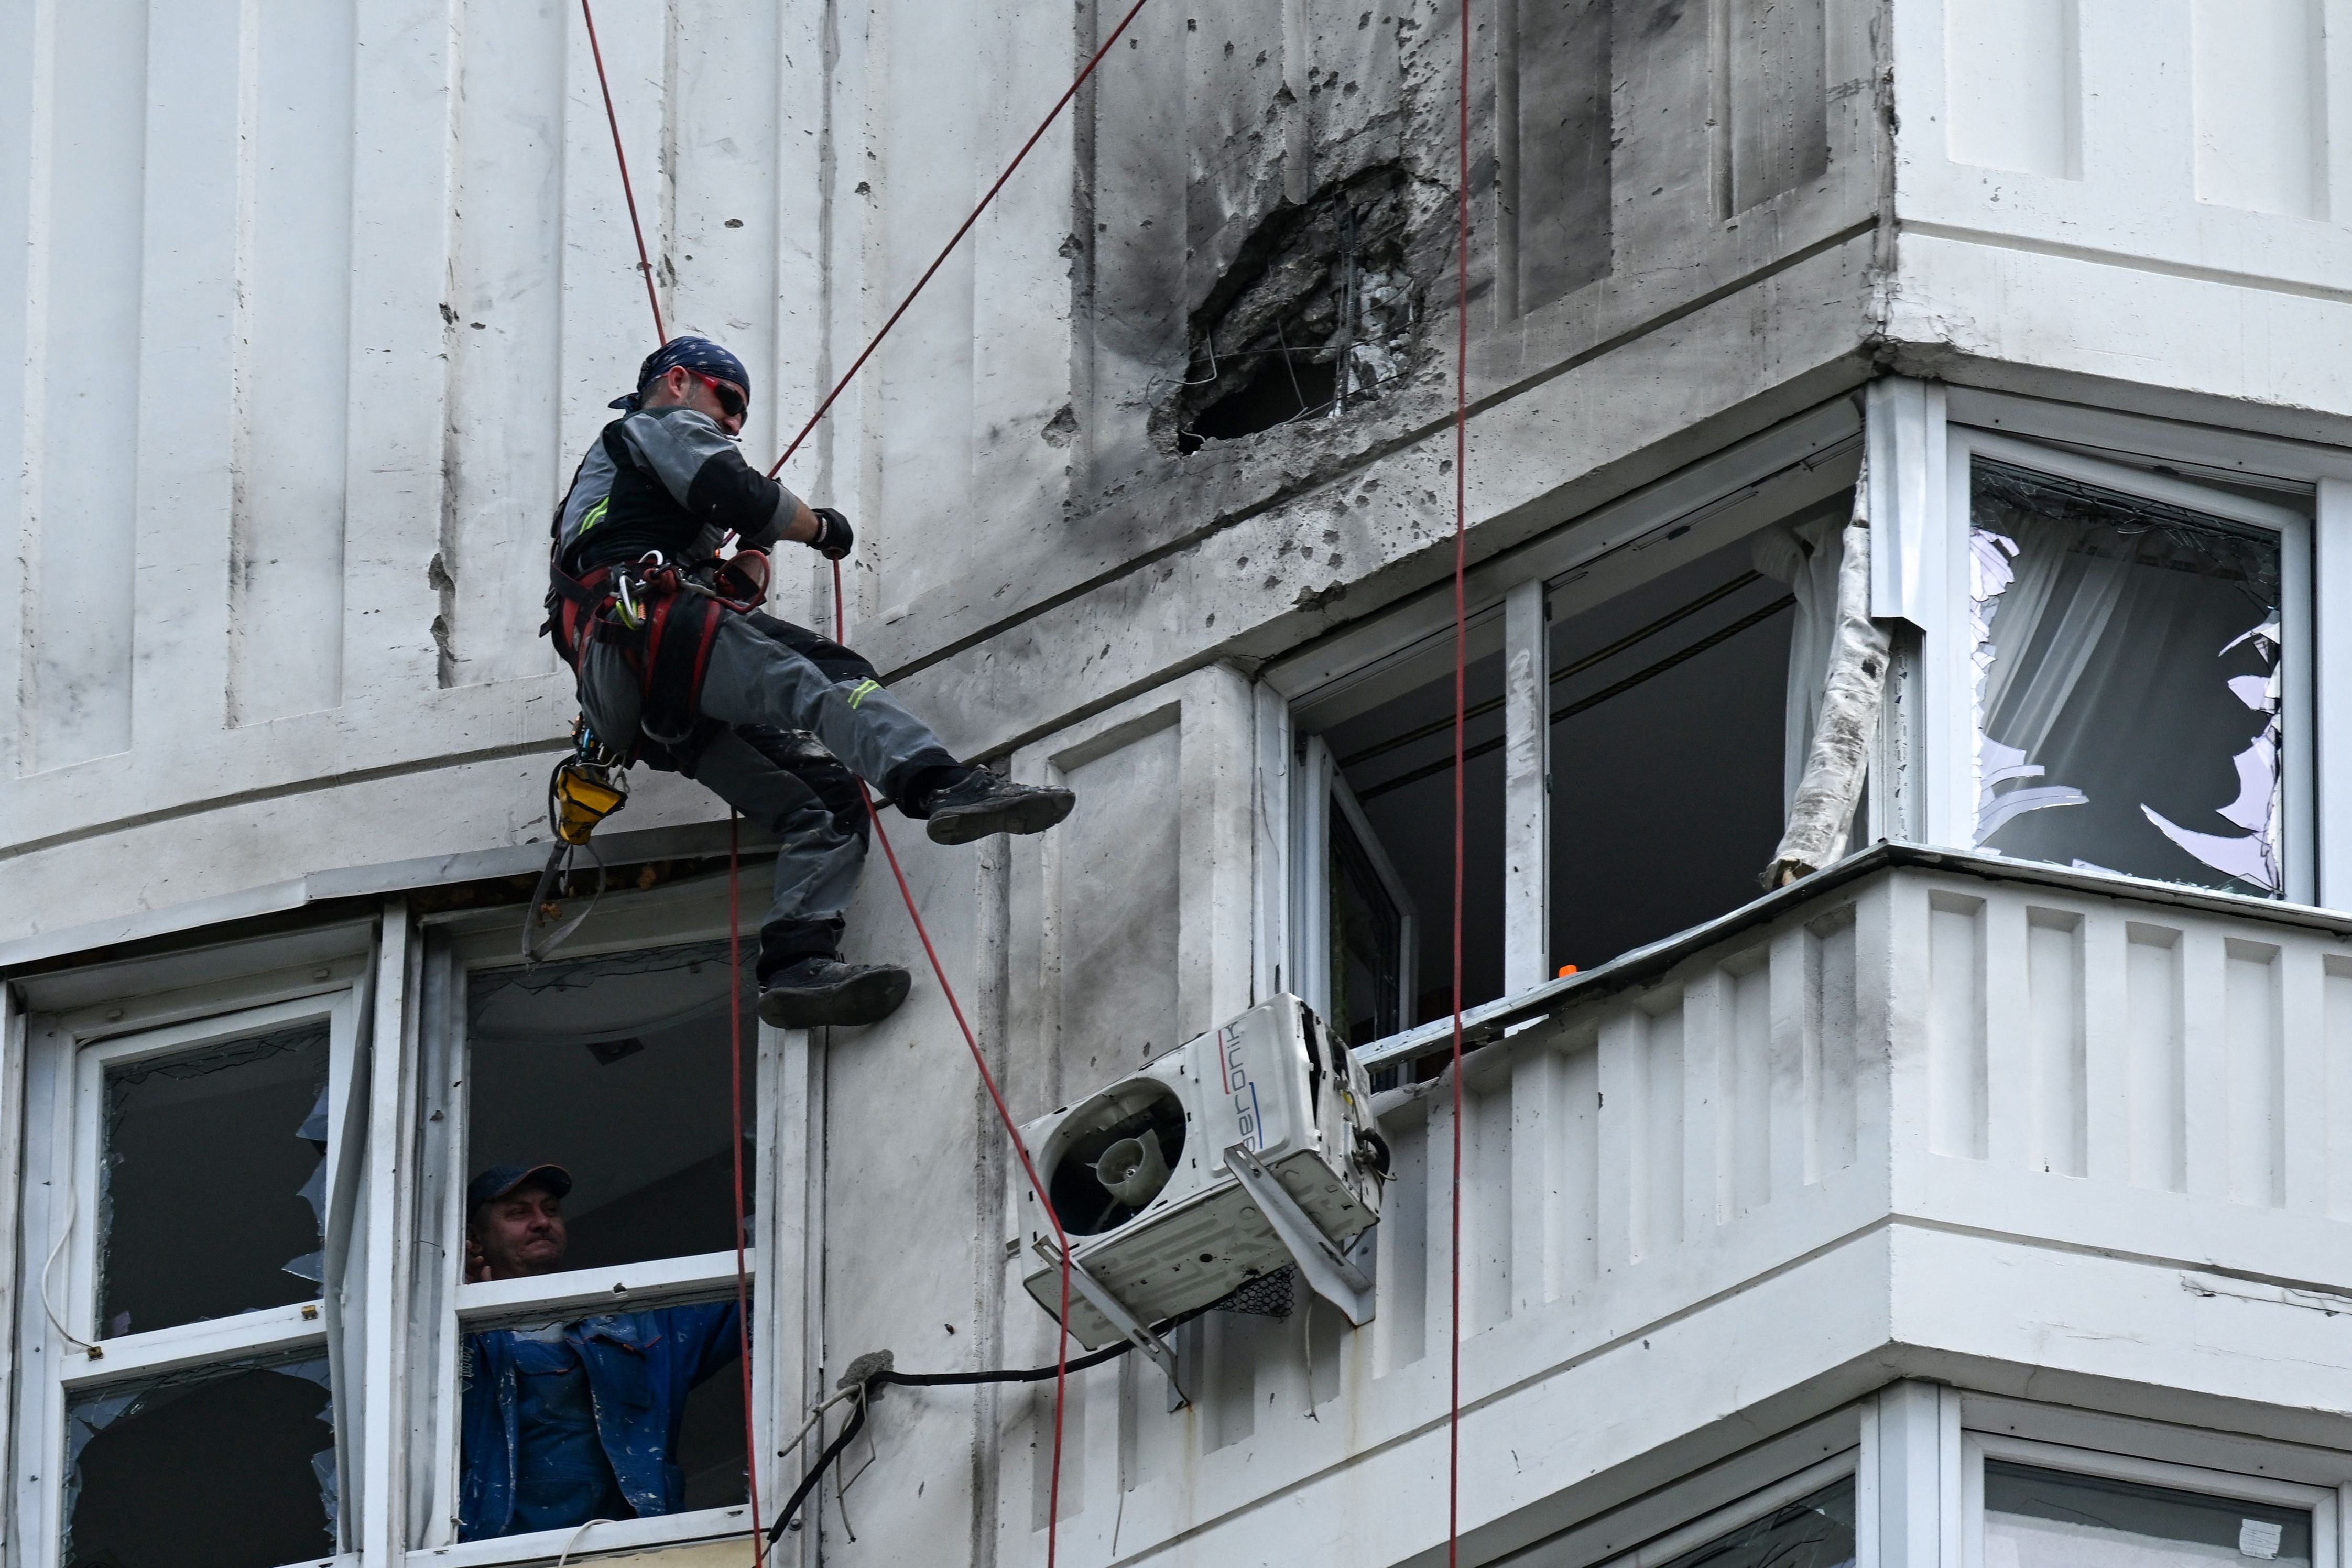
[1660, 1476, 1856, 1568]
[1549, 522, 1813, 973]
[1985, 1460, 2312, 1568]
[67, 1357, 336, 1568]
[467, 942, 756, 1271]
[99, 1023, 330, 1337]
[1324, 650, 1508, 1026]
[1970, 461, 2285, 896]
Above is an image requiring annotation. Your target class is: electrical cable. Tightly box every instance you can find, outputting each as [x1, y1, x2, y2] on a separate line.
[772, 1296, 1219, 1539]
[776, 560, 1081, 1565]
[1449, 0, 1472, 1559]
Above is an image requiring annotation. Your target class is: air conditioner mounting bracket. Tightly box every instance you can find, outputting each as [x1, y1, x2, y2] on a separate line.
[1224, 1142, 1376, 1326]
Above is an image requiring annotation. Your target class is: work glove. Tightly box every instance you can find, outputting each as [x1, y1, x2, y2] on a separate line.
[809, 506, 855, 561]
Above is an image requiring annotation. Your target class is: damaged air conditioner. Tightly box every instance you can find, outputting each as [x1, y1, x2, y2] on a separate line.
[1015, 994, 1388, 1353]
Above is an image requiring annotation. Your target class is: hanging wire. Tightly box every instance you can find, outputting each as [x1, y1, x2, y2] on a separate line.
[578, 0, 666, 344]
[766, 0, 1157, 477]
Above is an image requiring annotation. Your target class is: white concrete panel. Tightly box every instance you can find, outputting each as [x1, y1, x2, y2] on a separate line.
[229, 0, 357, 724]
[1945, 0, 2079, 178]
[26, 0, 148, 770]
[442, 0, 569, 690]
[2192, 0, 2329, 219]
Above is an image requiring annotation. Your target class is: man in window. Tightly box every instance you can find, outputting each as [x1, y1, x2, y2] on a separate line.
[456, 1164, 744, 1541]
[548, 335, 1077, 1030]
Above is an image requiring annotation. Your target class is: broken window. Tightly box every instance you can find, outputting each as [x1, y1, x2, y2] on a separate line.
[1651, 1476, 1857, 1568]
[66, 1357, 336, 1568]
[1165, 167, 1419, 453]
[39, 996, 356, 1567]
[467, 941, 757, 1269]
[1549, 518, 1828, 974]
[97, 1022, 330, 1337]
[1985, 1461, 2312, 1568]
[1969, 460, 2291, 897]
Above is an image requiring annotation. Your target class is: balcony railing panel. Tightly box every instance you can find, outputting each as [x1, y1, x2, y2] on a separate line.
[993, 849, 2352, 1566]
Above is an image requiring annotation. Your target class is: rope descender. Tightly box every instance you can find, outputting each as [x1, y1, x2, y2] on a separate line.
[524, 717, 632, 965]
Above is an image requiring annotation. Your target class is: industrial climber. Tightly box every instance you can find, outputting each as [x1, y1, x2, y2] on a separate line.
[547, 335, 1074, 1027]
[456, 1163, 737, 1540]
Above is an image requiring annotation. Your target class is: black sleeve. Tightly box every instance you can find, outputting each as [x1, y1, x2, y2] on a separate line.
[684, 448, 797, 547]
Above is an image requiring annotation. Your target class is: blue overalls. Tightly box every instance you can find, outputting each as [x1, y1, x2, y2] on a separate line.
[458, 1303, 742, 1541]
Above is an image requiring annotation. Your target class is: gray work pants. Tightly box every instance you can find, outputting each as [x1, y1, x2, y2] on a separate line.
[580, 609, 961, 977]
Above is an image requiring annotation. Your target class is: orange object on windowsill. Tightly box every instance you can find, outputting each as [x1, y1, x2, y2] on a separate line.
[1558, 964, 1578, 978]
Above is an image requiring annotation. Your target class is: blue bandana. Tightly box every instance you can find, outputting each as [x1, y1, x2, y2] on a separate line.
[610, 335, 752, 411]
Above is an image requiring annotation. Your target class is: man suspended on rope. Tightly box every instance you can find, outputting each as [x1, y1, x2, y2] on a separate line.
[546, 335, 1074, 1028]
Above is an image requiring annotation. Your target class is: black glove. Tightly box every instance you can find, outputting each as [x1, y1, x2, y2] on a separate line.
[809, 506, 855, 560]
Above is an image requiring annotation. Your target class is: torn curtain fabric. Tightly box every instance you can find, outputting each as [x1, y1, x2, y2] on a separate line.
[1765, 458, 1890, 886]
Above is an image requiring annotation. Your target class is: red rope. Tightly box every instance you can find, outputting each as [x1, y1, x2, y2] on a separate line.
[765, 0, 1155, 478]
[725, 814, 769, 1563]
[579, 0, 667, 344]
[833, 559, 1077, 1567]
[1447, 0, 1472, 1557]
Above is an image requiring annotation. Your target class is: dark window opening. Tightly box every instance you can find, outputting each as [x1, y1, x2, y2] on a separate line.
[1330, 805, 1406, 1048]
[1320, 648, 1508, 1029]
[1656, 1476, 1856, 1568]
[1548, 527, 1809, 973]
[99, 1022, 330, 1338]
[1167, 166, 1419, 454]
[467, 942, 756, 1271]
[67, 1357, 336, 1568]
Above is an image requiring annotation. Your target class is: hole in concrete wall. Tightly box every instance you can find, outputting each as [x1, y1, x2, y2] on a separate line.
[1167, 166, 1420, 455]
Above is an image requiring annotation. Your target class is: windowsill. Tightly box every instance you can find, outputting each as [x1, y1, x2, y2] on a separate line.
[454, 1250, 753, 1324]
[61, 1299, 324, 1389]
[407, 1505, 757, 1567]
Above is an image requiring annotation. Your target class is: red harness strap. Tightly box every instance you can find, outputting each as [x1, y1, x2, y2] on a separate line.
[547, 554, 766, 747]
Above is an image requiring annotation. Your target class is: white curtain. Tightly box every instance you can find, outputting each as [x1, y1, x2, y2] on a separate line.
[1968, 484, 2281, 895]
[1752, 511, 1846, 809]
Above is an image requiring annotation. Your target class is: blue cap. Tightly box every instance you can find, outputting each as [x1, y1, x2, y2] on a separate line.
[611, 335, 752, 411]
[467, 1162, 573, 1213]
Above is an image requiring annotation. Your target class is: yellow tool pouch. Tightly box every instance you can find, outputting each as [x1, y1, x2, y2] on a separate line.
[552, 760, 628, 845]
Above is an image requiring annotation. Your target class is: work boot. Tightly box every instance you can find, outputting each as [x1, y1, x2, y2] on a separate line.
[921, 768, 1076, 846]
[757, 956, 912, 1029]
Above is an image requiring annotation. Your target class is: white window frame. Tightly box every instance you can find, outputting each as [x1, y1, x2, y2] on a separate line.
[1934, 420, 2316, 903]
[13, 957, 371, 1568]
[1961, 1430, 2342, 1568]
[405, 878, 784, 1567]
[1290, 734, 1420, 1040]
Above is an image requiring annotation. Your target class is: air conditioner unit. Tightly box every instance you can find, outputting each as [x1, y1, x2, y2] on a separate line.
[1015, 994, 1387, 1352]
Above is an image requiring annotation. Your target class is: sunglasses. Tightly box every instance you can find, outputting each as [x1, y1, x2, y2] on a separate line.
[686, 369, 748, 420]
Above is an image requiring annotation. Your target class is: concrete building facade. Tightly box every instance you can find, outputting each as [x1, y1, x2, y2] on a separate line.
[6, 2, 2352, 1567]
